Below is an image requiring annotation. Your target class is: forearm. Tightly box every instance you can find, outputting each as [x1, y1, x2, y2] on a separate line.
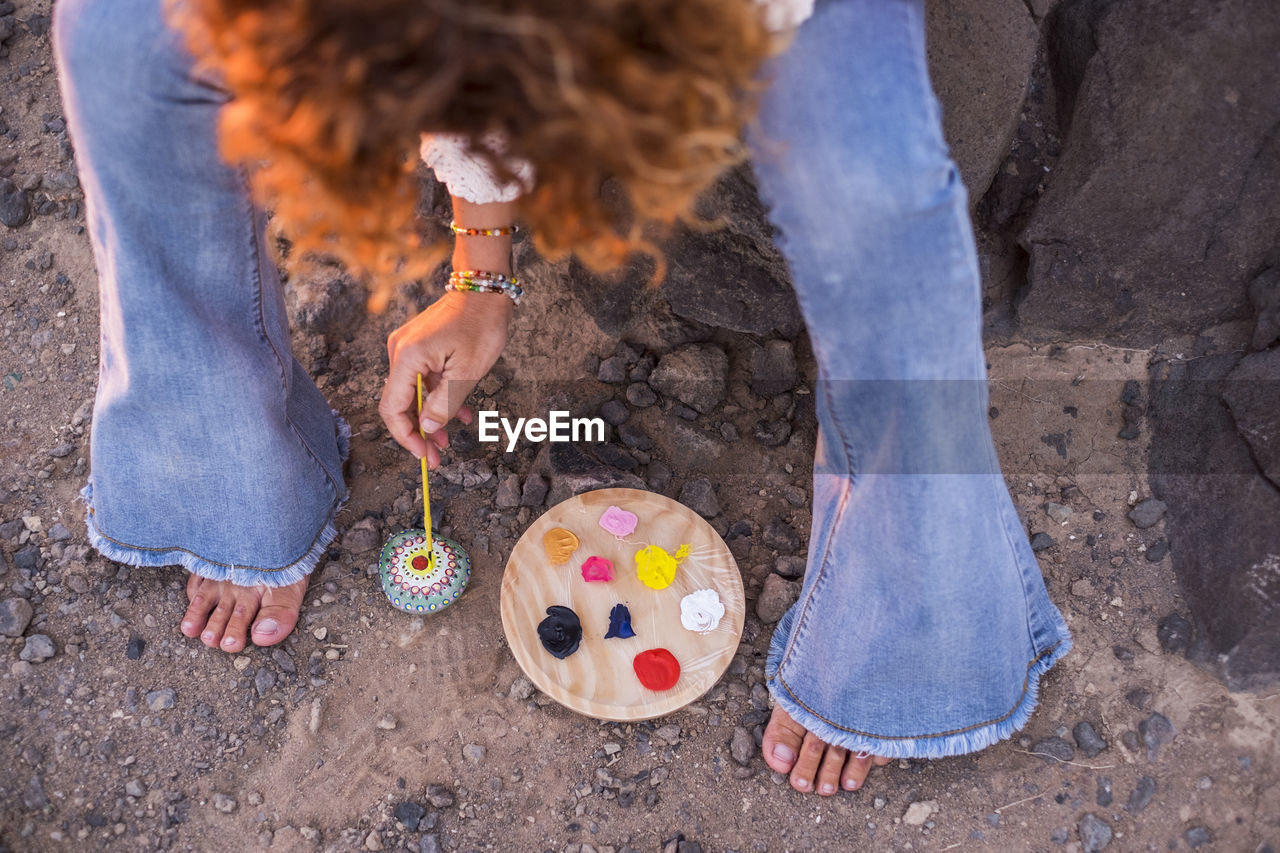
[450, 197, 517, 277]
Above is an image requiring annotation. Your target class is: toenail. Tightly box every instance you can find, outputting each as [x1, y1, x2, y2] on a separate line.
[845, 779, 860, 790]
[201, 631, 213, 642]
[821, 783, 835, 794]
[256, 618, 278, 636]
[221, 636, 236, 647]
[772, 744, 796, 763]
[794, 778, 809, 790]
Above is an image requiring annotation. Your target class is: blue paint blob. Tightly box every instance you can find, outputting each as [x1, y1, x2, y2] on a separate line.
[604, 603, 636, 639]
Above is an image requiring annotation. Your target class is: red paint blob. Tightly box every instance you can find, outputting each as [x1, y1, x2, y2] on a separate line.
[633, 648, 681, 691]
[411, 555, 428, 571]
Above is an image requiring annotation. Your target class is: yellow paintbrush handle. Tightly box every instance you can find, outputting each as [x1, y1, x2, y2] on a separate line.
[417, 374, 434, 570]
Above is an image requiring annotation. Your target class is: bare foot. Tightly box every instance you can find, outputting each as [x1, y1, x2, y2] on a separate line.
[761, 704, 893, 795]
[179, 574, 309, 653]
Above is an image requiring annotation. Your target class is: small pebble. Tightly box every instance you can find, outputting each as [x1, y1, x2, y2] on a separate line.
[1072, 721, 1108, 758]
[212, 793, 237, 814]
[1078, 813, 1112, 852]
[145, 689, 175, 711]
[1124, 775, 1156, 813]
[1184, 826, 1212, 848]
[19, 634, 55, 663]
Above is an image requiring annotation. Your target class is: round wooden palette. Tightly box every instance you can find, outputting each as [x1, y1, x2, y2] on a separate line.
[500, 487, 744, 721]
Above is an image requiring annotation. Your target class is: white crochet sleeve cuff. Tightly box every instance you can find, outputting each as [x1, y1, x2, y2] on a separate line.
[419, 0, 813, 203]
[420, 132, 535, 204]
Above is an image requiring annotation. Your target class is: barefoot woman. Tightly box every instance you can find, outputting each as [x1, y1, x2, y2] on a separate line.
[53, 0, 1071, 795]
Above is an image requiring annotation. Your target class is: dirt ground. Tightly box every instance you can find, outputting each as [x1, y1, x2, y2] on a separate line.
[2, 4, 1278, 852]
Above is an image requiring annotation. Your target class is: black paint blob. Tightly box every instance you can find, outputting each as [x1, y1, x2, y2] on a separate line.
[604, 603, 636, 639]
[537, 605, 582, 659]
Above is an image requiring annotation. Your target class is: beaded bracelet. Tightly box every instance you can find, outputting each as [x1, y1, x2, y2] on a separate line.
[450, 221, 519, 237]
[446, 271, 523, 304]
[450, 269, 516, 283]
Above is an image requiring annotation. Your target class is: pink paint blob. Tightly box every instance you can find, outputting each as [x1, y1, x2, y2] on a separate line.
[580, 555, 615, 583]
[599, 505, 638, 538]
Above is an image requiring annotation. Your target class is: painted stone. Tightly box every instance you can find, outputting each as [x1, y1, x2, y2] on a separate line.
[379, 529, 471, 614]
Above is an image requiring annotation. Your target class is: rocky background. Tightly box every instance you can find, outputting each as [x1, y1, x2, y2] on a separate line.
[2, 0, 1279, 851]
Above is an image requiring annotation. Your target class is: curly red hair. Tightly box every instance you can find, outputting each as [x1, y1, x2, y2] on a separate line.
[168, 0, 781, 310]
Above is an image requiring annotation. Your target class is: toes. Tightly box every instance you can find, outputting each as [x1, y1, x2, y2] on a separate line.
[789, 731, 828, 793]
[201, 595, 235, 648]
[761, 705, 809, 775]
[250, 578, 307, 648]
[842, 751, 874, 791]
[219, 588, 263, 653]
[180, 576, 219, 638]
[872, 755, 893, 766]
[815, 744, 848, 796]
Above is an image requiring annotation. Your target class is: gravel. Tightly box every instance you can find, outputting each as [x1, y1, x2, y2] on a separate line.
[1183, 826, 1212, 848]
[341, 517, 381, 553]
[729, 726, 754, 766]
[1139, 712, 1176, 760]
[753, 419, 791, 447]
[679, 478, 720, 518]
[0, 597, 34, 636]
[1145, 539, 1169, 561]
[508, 675, 534, 700]
[0, 178, 31, 228]
[1096, 776, 1113, 806]
[648, 344, 728, 414]
[254, 668, 276, 697]
[19, 634, 55, 663]
[1031, 736, 1075, 762]
[126, 633, 145, 660]
[494, 473, 521, 507]
[597, 356, 628, 383]
[599, 400, 630, 426]
[425, 784, 454, 808]
[1030, 532, 1055, 552]
[749, 340, 798, 397]
[625, 382, 657, 408]
[1078, 813, 1112, 852]
[212, 793, 237, 814]
[755, 573, 801, 624]
[773, 555, 806, 579]
[1157, 613, 1193, 653]
[1072, 721, 1108, 758]
[520, 475, 549, 507]
[1127, 497, 1167, 528]
[393, 801, 426, 830]
[1045, 501, 1073, 524]
[146, 688, 175, 711]
[1124, 775, 1156, 813]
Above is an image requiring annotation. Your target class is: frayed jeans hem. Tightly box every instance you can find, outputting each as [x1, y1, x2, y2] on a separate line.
[79, 482, 347, 589]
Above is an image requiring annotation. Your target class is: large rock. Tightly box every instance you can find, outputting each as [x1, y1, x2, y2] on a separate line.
[925, 0, 1040, 205]
[1222, 348, 1280, 488]
[648, 344, 729, 414]
[1015, 0, 1280, 346]
[1148, 354, 1280, 690]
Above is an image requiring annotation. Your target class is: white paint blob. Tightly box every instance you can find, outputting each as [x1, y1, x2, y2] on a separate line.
[680, 589, 726, 634]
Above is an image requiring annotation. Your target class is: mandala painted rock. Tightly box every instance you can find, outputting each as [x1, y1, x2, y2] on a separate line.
[379, 529, 471, 614]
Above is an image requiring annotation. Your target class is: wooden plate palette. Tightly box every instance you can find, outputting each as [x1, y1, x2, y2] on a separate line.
[500, 488, 744, 721]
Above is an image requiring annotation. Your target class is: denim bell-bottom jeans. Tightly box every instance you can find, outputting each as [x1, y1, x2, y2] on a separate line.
[55, 0, 1070, 757]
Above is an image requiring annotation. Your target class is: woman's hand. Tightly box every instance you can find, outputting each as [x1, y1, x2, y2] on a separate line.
[379, 289, 513, 466]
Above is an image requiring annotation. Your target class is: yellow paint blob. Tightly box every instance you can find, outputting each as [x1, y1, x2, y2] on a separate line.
[543, 528, 580, 565]
[635, 544, 690, 590]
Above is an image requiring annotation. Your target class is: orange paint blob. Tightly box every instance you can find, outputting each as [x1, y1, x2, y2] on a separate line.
[633, 648, 681, 691]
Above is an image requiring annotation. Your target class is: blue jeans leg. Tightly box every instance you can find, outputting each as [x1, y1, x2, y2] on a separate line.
[54, 0, 349, 587]
[746, 0, 1071, 757]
